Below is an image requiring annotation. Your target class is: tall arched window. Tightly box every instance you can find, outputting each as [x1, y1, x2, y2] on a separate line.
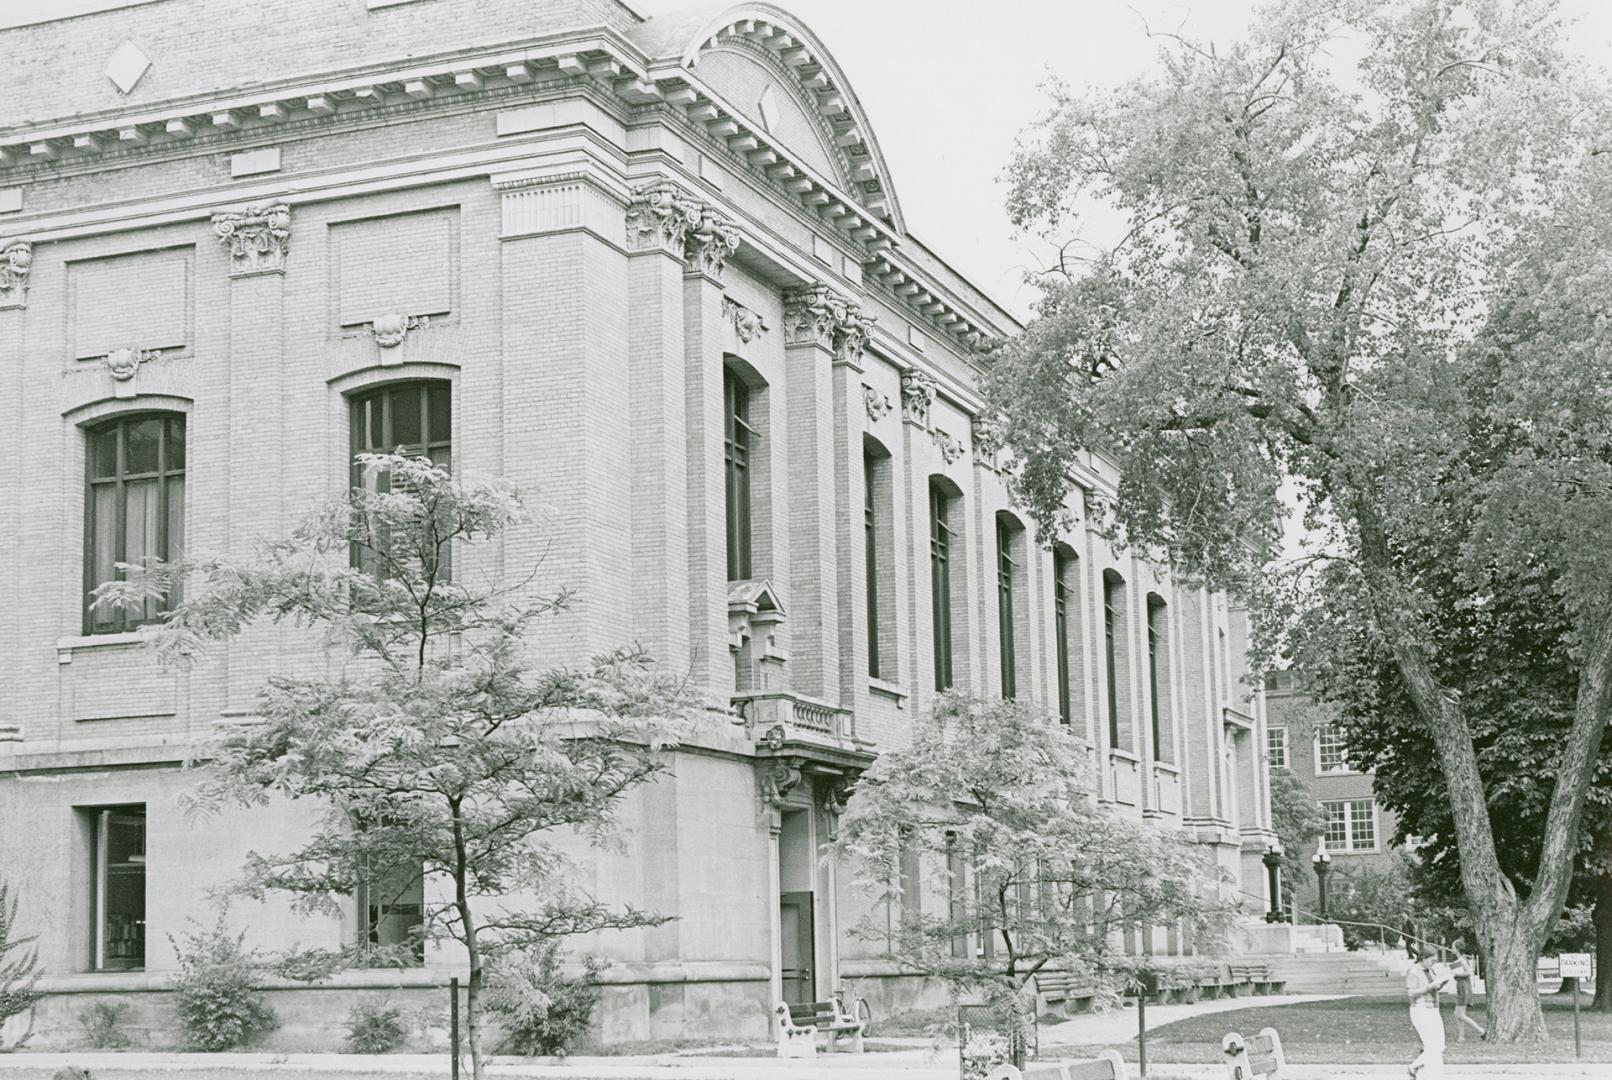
[929, 479, 958, 691]
[85, 413, 186, 633]
[350, 380, 452, 575]
[995, 512, 1025, 700]
[1147, 594, 1173, 762]
[1053, 545, 1081, 725]
[864, 438, 895, 679]
[724, 365, 756, 582]
[1103, 569, 1129, 750]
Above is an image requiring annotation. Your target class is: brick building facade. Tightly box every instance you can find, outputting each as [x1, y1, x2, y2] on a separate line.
[0, 0, 1279, 1047]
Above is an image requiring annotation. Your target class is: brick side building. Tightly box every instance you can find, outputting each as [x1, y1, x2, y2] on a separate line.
[1264, 671, 1402, 914]
[0, 0, 1280, 1046]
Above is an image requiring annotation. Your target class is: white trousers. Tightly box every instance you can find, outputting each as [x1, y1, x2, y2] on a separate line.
[1410, 1006, 1446, 1079]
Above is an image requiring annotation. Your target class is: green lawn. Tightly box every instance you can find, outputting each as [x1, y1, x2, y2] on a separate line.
[1061, 994, 1612, 1064]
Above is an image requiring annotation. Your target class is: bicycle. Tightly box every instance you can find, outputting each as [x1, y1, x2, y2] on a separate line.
[835, 982, 874, 1037]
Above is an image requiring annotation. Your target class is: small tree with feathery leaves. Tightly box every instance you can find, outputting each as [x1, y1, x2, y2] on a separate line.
[835, 695, 1237, 1069]
[96, 454, 710, 1079]
[0, 878, 43, 1050]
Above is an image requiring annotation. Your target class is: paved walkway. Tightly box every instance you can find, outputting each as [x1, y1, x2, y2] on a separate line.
[4, 1051, 1611, 1080]
[1036, 991, 1351, 1048]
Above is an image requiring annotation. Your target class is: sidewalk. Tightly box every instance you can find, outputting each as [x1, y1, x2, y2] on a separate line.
[3, 1051, 1611, 1080]
[1036, 992, 1349, 1048]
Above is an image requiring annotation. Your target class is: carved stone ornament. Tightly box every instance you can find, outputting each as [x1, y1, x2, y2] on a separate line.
[863, 384, 892, 423]
[819, 774, 855, 817]
[758, 758, 803, 808]
[932, 427, 966, 464]
[900, 368, 936, 428]
[0, 241, 31, 309]
[783, 283, 843, 349]
[625, 181, 703, 256]
[834, 307, 875, 367]
[685, 208, 742, 280]
[370, 313, 430, 348]
[722, 295, 768, 343]
[103, 347, 158, 380]
[212, 203, 291, 277]
[972, 414, 1006, 467]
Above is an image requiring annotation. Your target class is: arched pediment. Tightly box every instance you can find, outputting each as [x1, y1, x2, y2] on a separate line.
[631, 3, 904, 232]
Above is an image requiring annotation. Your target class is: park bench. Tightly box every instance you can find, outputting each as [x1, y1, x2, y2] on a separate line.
[773, 998, 864, 1057]
[1031, 971, 1095, 1017]
[1222, 1027, 1289, 1080]
[983, 1049, 1130, 1079]
[1227, 961, 1281, 996]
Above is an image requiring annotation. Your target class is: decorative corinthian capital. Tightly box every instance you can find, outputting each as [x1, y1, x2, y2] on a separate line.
[212, 203, 290, 277]
[783, 283, 844, 349]
[0, 241, 33, 309]
[972, 413, 1006, 469]
[685, 207, 741, 280]
[625, 180, 703, 257]
[900, 368, 936, 428]
[833, 303, 875, 368]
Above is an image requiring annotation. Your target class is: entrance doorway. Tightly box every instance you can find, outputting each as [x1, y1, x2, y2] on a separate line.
[779, 891, 815, 1004]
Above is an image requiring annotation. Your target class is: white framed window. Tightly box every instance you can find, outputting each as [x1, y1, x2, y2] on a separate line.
[1316, 723, 1351, 774]
[1266, 726, 1288, 769]
[1322, 798, 1378, 852]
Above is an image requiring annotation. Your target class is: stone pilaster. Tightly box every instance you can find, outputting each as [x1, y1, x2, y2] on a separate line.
[829, 301, 876, 730]
[624, 182, 695, 674]
[782, 284, 869, 702]
[678, 191, 742, 695]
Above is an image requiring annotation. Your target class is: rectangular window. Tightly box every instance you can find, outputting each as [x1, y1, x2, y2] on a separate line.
[85, 415, 185, 633]
[357, 858, 425, 964]
[1146, 597, 1171, 761]
[1266, 726, 1288, 769]
[865, 453, 881, 679]
[350, 382, 452, 577]
[1054, 553, 1074, 724]
[1317, 724, 1350, 774]
[996, 518, 1019, 699]
[723, 368, 755, 581]
[1322, 799, 1378, 852]
[930, 485, 954, 691]
[93, 806, 146, 970]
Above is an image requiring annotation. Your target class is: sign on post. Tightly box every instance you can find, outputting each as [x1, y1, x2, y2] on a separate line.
[1559, 953, 1592, 1059]
[1560, 953, 1593, 979]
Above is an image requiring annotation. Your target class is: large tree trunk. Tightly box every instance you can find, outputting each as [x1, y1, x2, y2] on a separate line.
[1594, 832, 1612, 1011]
[1483, 921, 1547, 1041]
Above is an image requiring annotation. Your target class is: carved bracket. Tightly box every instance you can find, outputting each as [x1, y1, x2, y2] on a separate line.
[0, 241, 32, 309]
[212, 203, 290, 277]
[863, 384, 892, 423]
[369, 313, 431, 349]
[722, 295, 768, 343]
[931, 427, 966, 465]
[758, 758, 804, 808]
[900, 368, 936, 428]
[102, 347, 160, 397]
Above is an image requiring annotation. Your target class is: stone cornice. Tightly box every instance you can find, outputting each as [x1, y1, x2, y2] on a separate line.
[864, 249, 1010, 355]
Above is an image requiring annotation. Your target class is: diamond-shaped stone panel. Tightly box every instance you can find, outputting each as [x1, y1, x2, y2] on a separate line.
[756, 84, 779, 134]
[106, 39, 152, 95]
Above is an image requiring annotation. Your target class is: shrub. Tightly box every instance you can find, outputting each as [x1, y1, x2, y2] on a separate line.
[0, 878, 43, 1050]
[484, 942, 603, 1057]
[168, 916, 277, 1050]
[77, 1002, 130, 1049]
[344, 998, 408, 1054]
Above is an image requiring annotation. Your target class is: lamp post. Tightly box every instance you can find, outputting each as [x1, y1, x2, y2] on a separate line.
[1313, 849, 1333, 920]
[1262, 848, 1284, 923]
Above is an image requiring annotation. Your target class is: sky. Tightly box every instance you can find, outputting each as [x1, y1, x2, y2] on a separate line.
[5, 0, 1612, 319]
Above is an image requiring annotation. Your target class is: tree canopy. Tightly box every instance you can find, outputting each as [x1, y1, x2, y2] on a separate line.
[987, 0, 1612, 1040]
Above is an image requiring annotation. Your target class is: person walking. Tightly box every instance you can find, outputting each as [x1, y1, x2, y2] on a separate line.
[1407, 943, 1453, 1079]
[1449, 940, 1487, 1041]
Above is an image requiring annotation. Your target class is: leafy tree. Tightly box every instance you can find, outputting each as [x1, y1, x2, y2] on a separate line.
[1267, 765, 1326, 913]
[0, 878, 42, 1050]
[989, 0, 1612, 1040]
[99, 454, 706, 1078]
[836, 695, 1236, 1067]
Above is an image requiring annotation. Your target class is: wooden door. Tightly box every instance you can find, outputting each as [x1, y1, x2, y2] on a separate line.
[779, 890, 815, 1004]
